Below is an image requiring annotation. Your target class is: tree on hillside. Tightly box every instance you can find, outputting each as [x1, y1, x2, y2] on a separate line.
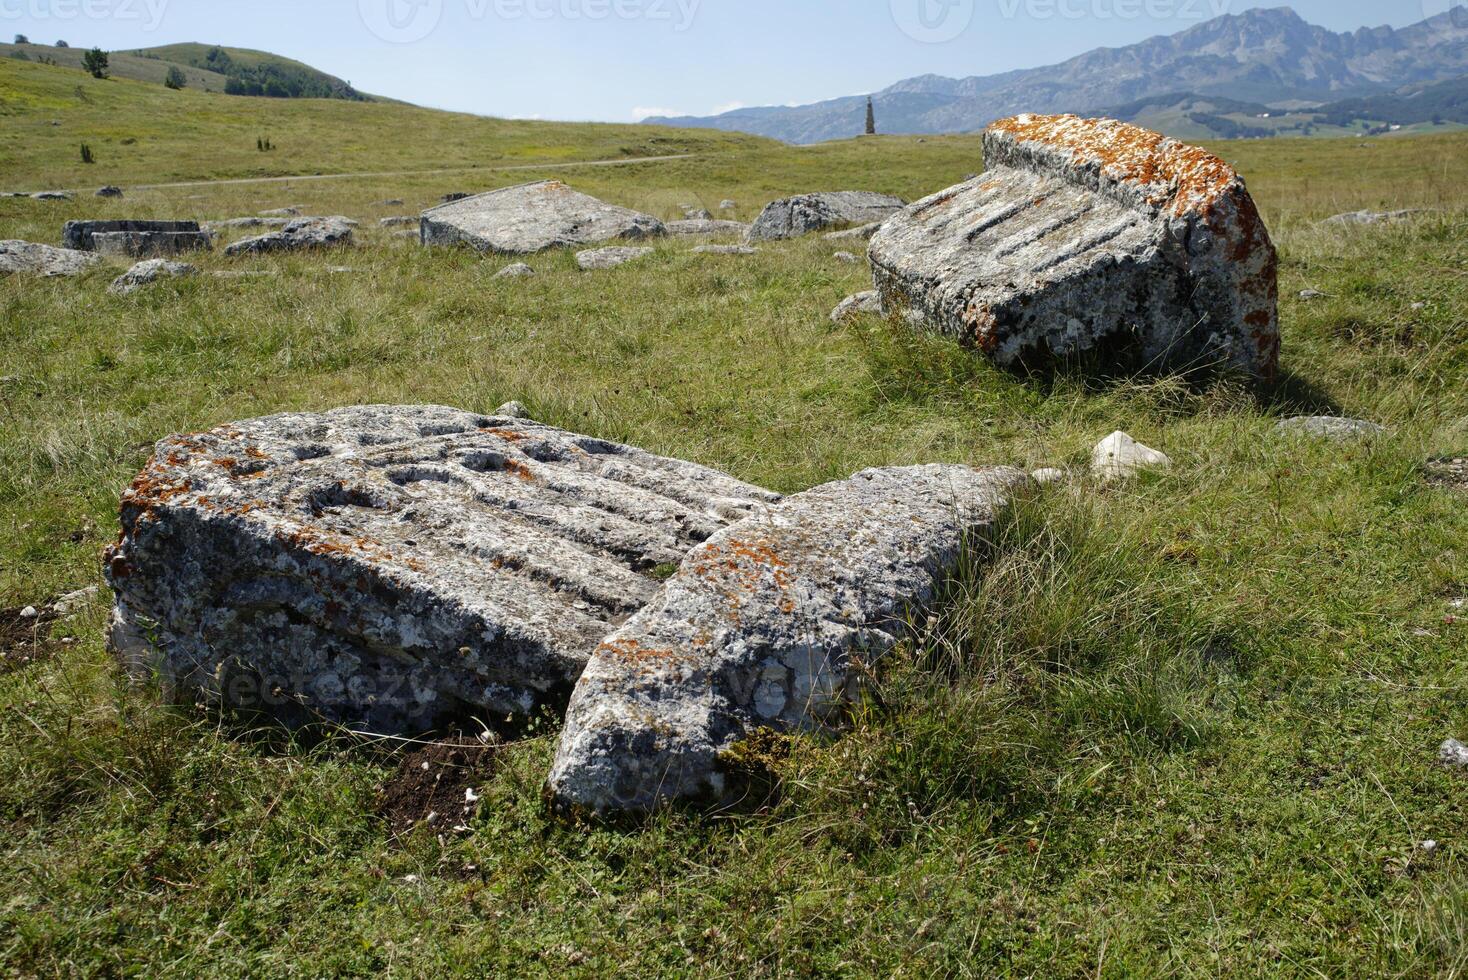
[865, 97, 876, 136]
[82, 47, 109, 79]
[14, 34, 28, 44]
[165, 65, 187, 90]
[55, 40, 68, 48]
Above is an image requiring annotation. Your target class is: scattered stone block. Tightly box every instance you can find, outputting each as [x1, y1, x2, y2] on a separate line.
[494, 263, 536, 278]
[577, 246, 653, 271]
[104, 405, 779, 732]
[108, 258, 197, 295]
[95, 185, 124, 198]
[824, 221, 884, 242]
[63, 219, 206, 252]
[693, 245, 757, 256]
[422, 181, 665, 254]
[1299, 289, 1328, 300]
[92, 230, 212, 259]
[684, 208, 713, 220]
[832, 251, 861, 264]
[494, 401, 531, 418]
[546, 464, 1025, 814]
[31, 191, 72, 201]
[224, 216, 355, 256]
[830, 290, 882, 323]
[870, 114, 1281, 378]
[665, 219, 750, 237]
[380, 216, 418, 228]
[1276, 416, 1386, 440]
[1092, 431, 1171, 482]
[0, 240, 101, 277]
[747, 191, 907, 242]
[1030, 467, 1067, 485]
[1440, 739, 1468, 769]
[719, 200, 737, 210]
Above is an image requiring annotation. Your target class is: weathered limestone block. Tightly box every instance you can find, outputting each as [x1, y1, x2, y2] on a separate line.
[0, 240, 100, 277]
[831, 290, 883, 323]
[63, 220, 206, 252]
[108, 259, 197, 296]
[746, 191, 907, 242]
[224, 217, 355, 256]
[104, 406, 779, 733]
[92, 230, 212, 258]
[869, 114, 1280, 378]
[546, 464, 1026, 814]
[576, 246, 653, 270]
[421, 181, 666, 254]
[665, 219, 750, 237]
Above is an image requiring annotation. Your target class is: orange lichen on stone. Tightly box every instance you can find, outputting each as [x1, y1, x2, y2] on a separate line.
[988, 113, 1242, 217]
[597, 638, 690, 666]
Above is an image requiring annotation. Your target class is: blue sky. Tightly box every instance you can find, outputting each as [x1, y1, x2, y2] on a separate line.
[1, 0, 1447, 121]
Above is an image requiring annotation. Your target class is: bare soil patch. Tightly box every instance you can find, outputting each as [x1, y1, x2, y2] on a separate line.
[376, 736, 499, 837]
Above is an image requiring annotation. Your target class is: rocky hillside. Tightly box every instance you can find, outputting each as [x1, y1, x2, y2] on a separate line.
[649, 7, 1468, 143]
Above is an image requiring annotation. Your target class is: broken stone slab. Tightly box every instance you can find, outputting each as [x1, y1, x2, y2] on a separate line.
[379, 216, 418, 228]
[869, 114, 1281, 379]
[224, 216, 355, 256]
[104, 405, 780, 733]
[260, 207, 302, 217]
[1092, 431, 1171, 482]
[109, 259, 197, 296]
[1276, 416, 1386, 441]
[665, 219, 750, 237]
[440, 192, 471, 203]
[746, 191, 907, 242]
[494, 262, 536, 278]
[1441, 739, 1468, 768]
[833, 251, 861, 264]
[62, 219, 205, 252]
[95, 185, 124, 198]
[31, 191, 72, 201]
[546, 464, 1027, 815]
[831, 290, 883, 323]
[0, 240, 101, 277]
[693, 245, 757, 256]
[494, 401, 531, 419]
[92, 230, 213, 259]
[576, 246, 653, 271]
[421, 181, 665, 254]
[824, 221, 884, 243]
[684, 208, 713, 220]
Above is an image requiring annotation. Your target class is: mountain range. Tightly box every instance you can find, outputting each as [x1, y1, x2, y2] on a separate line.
[646, 7, 1468, 144]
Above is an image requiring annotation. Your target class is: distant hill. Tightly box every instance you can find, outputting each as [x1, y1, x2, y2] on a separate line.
[648, 7, 1468, 144]
[1, 39, 371, 101]
[126, 44, 369, 101]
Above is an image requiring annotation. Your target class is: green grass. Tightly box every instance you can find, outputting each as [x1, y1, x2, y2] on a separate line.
[1, 62, 1467, 976]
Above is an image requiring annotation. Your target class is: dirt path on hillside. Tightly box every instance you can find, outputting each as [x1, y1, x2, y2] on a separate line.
[121, 153, 700, 192]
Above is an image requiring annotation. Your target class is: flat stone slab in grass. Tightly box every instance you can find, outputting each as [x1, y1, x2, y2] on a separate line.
[495, 262, 536, 278]
[104, 405, 779, 733]
[109, 259, 197, 296]
[869, 114, 1280, 378]
[665, 219, 751, 237]
[831, 290, 883, 323]
[92, 230, 213, 259]
[379, 216, 417, 228]
[63, 220, 205, 252]
[546, 464, 1026, 815]
[421, 180, 666, 254]
[824, 221, 884, 242]
[693, 245, 758, 256]
[1322, 209, 1432, 226]
[577, 246, 653, 271]
[1276, 416, 1386, 441]
[0, 240, 101, 277]
[747, 191, 907, 242]
[224, 216, 355, 256]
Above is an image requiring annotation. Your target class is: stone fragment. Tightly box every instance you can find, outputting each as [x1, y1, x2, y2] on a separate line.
[824, 222, 884, 243]
[693, 245, 757, 256]
[380, 216, 418, 228]
[869, 114, 1280, 378]
[52, 586, 100, 618]
[224, 216, 355, 256]
[0, 240, 101, 277]
[1276, 416, 1386, 441]
[546, 464, 1025, 814]
[576, 246, 653, 271]
[1092, 431, 1171, 482]
[31, 191, 71, 201]
[422, 181, 665, 254]
[665, 219, 750, 237]
[1323, 209, 1431, 226]
[1030, 467, 1067, 485]
[95, 185, 124, 198]
[1299, 289, 1328, 301]
[747, 191, 907, 242]
[494, 263, 535, 278]
[684, 208, 713, 220]
[380, 199, 405, 206]
[19, 606, 38, 620]
[441, 192, 471, 203]
[1440, 739, 1468, 769]
[103, 405, 779, 732]
[830, 290, 882, 323]
[260, 207, 301, 217]
[719, 200, 737, 210]
[108, 259, 197, 296]
[494, 401, 531, 419]
[832, 251, 861, 264]
[391, 230, 418, 241]
[63, 219, 206, 252]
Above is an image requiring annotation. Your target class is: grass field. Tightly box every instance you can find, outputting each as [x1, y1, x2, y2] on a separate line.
[2, 56, 1467, 977]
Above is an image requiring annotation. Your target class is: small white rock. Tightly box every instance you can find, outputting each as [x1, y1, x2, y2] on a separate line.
[19, 606, 39, 619]
[1298, 289, 1329, 301]
[1411, 302, 1427, 311]
[494, 401, 530, 419]
[1421, 840, 1439, 854]
[1091, 432, 1171, 482]
[1440, 739, 1468, 769]
[832, 251, 861, 264]
[1030, 468, 1067, 486]
[495, 263, 535, 279]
